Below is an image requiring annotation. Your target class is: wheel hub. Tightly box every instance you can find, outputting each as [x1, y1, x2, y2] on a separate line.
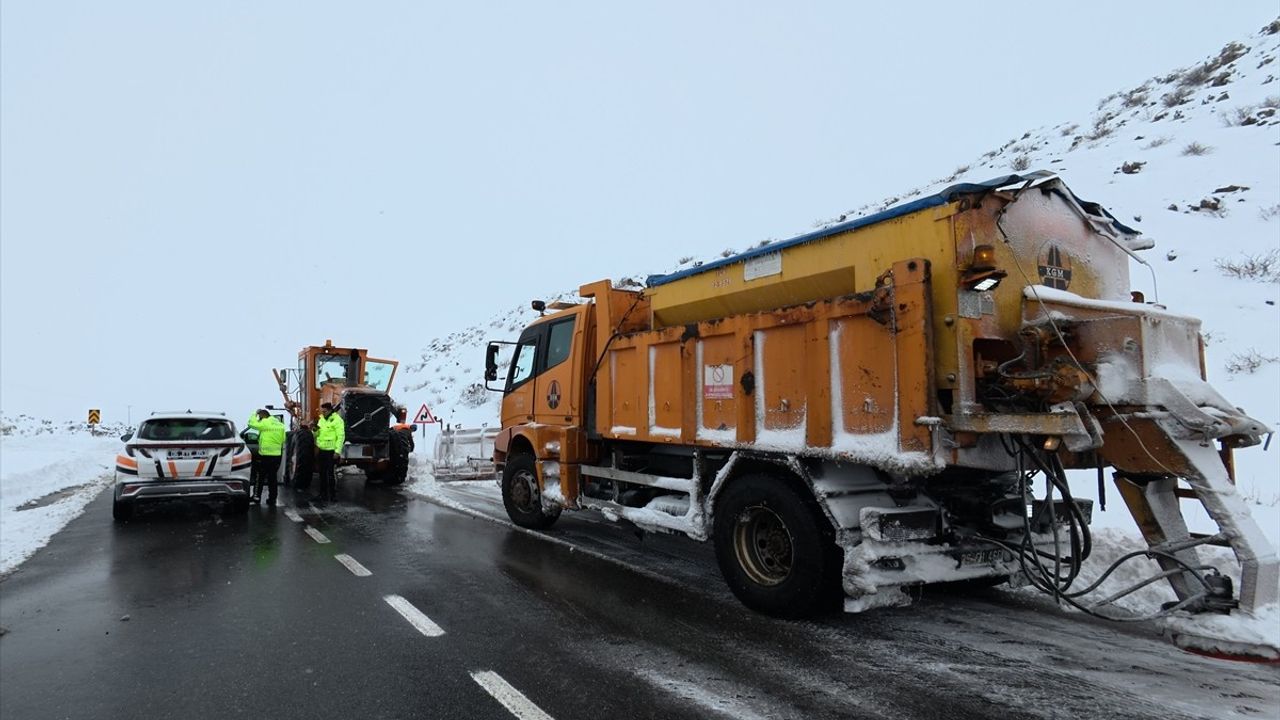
[733, 505, 794, 587]
[511, 469, 540, 513]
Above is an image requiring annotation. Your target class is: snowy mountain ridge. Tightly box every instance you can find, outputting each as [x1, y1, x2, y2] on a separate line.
[404, 20, 1280, 504]
[1, 413, 129, 439]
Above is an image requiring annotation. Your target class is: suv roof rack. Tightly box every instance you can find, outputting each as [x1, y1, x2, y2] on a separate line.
[149, 410, 227, 416]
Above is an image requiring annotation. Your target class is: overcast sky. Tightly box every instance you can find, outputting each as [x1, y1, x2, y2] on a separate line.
[2, 1, 1276, 424]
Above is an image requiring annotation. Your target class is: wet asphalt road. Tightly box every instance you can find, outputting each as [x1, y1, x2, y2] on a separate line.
[1, 477, 1277, 720]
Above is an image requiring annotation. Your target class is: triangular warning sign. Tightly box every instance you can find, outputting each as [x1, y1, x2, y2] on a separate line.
[414, 403, 437, 424]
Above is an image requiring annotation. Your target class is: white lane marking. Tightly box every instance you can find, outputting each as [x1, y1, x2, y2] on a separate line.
[334, 553, 371, 577]
[284, 509, 304, 523]
[470, 670, 555, 720]
[304, 527, 330, 544]
[382, 594, 445, 637]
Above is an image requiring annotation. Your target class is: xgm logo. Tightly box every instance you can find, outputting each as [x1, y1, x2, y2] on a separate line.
[1037, 243, 1072, 290]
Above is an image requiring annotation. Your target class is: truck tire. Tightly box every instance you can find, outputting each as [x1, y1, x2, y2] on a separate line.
[384, 428, 412, 486]
[502, 453, 560, 529]
[713, 473, 839, 618]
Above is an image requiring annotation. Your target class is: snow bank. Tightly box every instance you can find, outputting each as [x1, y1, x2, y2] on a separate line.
[1, 429, 120, 575]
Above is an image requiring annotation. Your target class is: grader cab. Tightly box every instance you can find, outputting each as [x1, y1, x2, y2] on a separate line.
[274, 340, 415, 485]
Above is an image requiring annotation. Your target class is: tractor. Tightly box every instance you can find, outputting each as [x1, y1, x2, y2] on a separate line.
[273, 340, 415, 486]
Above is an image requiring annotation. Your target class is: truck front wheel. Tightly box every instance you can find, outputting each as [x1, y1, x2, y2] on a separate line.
[713, 473, 838, 618]
[502, 454, 560, 530]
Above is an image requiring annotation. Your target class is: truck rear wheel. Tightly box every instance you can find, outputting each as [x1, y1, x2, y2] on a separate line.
[713, 473, 838, 618]
[502, 453, 560, 530]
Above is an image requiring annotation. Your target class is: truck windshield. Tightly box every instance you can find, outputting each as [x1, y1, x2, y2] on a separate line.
[315, 354, 352, 389]
[507, 340, 537, 392]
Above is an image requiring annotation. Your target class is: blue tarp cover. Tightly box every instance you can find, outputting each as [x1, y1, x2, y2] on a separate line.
[646, 172, 1138, 287]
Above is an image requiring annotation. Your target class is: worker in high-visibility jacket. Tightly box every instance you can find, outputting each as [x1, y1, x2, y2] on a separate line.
[247, 410, 287, 506]
[315, 402, 345, 501]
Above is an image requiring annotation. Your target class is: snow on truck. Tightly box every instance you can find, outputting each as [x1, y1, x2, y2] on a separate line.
[483, 172, 1276, 651]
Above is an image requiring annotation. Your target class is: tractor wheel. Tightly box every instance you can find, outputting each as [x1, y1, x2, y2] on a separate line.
[501, 453, 560, 530]
[713, 473, 839, 618]
[288, 430, 315, 488]
[384, 429, 412, 486]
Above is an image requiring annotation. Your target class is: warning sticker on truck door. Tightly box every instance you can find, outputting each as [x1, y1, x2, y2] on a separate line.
[703, 364, 735, 399]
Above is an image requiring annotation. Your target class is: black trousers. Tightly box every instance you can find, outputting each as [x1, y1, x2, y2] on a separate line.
[317, 452, 337, 498]
[258, 455, 281, 501]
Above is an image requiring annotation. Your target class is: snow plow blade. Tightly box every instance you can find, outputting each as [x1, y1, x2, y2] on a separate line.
[433, 427, 500, 480]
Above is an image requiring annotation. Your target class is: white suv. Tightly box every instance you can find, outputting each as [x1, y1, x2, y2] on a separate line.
[112, 412, 253, 520]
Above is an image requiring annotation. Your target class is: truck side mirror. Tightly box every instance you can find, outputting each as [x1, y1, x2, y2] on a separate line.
[485, 343, 500, 382]
[120, 431, 134, 442]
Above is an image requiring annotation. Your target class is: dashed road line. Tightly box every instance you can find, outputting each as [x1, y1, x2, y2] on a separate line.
[470, 670, 555, 720]
[284, 509, 304, 523]
[383, 594, 445, 637]
[304, 527, 331, 544]
[335, 553, 371, 577]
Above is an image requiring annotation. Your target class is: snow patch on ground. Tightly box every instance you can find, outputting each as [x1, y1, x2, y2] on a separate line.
[1165, 603, 1280, 660]
[0, 424, 120, 575]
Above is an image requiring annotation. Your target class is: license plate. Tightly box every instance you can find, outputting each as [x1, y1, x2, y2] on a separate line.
[167, 449, 210, 459]
[960, 549, 1006, 567]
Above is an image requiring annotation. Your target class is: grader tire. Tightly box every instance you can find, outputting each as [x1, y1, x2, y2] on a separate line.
[384, 429, 413, 486]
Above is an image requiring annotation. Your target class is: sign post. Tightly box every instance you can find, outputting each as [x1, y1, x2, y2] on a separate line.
[414, 404, 437, 440]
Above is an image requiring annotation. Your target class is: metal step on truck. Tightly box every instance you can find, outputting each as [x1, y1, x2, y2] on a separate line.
[482, 172, 1276, 657]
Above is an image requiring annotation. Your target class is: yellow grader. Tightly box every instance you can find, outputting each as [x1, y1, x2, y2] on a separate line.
[484, 172, 1276, 654]
[274, 340, 415, 485]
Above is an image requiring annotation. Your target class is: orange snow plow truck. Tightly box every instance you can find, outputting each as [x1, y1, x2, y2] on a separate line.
[484, 172, 1276, 635]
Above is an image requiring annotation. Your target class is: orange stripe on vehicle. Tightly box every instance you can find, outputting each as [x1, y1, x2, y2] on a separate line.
[168, 461, 180, 478]
[116, 455, 138, 469]
[233, 453, 251, 464]
[194, 460, 206, 476]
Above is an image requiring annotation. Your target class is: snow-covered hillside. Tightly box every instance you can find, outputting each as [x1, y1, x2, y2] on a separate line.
[406, 21, 1280, 492]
